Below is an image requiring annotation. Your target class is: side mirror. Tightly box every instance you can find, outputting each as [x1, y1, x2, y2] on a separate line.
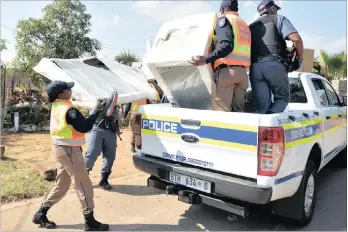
[341, 96, 347, 106]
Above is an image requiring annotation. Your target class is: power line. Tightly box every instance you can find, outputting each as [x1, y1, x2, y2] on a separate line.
[1, 24, 15, 31]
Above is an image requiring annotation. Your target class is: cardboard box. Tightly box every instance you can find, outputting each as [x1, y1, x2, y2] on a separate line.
[296, 48, 315, 73]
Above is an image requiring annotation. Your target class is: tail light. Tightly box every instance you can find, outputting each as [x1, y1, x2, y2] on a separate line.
[135, 113, 142, 150]
[257, 127, 285, 176]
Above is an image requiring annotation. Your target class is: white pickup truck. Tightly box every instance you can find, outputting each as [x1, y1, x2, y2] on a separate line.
[132, 72, 347, 226]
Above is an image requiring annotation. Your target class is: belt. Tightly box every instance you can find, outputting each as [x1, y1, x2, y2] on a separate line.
[215, 64, 245, 70]
[252, 55, 283, 63]
[96, 118, 110, 130]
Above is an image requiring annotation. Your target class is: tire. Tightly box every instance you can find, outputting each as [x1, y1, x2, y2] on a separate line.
[296, 160, 318, 226]
[271, 160, 318, 226]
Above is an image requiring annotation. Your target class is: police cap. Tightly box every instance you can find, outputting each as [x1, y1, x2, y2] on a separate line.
[257, 0, 281, 10]
[45, 80, 74, 103]
[220, 0, 238, 9]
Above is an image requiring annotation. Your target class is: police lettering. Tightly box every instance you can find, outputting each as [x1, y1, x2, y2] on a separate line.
[142, 119, 178, 134]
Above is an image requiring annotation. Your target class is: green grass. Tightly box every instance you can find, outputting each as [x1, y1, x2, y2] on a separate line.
[0, 159, 53, 203]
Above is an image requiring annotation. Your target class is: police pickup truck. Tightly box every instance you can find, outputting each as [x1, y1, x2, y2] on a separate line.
[132, 72, 347, 226]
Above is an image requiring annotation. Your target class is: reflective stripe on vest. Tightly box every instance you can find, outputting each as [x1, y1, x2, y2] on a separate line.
[131, 98, 147, 114]
[212, 12, 251, 69]
[50, 99, 86, 146]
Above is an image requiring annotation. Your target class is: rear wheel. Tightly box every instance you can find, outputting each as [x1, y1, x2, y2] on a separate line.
[271, 160, 317, 227]
[295, 160, 318, 226]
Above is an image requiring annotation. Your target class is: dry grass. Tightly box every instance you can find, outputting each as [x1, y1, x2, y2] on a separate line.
[0, 158, 53, 203]
[0, 129, 137, 203]
[0, 132, 53, 203]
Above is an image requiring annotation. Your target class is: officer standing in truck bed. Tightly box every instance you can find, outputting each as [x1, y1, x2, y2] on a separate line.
[189, 0, 251, 112]
[249, 0, 303, 114]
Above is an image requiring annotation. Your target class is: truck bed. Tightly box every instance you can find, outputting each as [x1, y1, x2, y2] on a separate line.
[138, 104, 262, 178]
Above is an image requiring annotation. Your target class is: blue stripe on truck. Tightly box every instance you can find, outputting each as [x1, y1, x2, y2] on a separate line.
[141, 118, 258, 149]
[274, 171, 304, 185]
[285, 124, 321, 143]
[177, 124, 258, 146]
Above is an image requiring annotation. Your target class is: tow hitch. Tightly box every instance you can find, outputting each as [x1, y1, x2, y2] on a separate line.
[165, 185, 201, 204]
[178, 190, 201, 204]
[147, 175, 250, 218]
[165, 185, 178, 195]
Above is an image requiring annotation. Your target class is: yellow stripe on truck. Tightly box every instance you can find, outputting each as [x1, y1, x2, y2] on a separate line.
[283, 118, 322, 130]
[141, 115, 258, 152]
[142, 115, 258, 132]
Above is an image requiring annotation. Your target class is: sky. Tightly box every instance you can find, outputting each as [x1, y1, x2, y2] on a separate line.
[0, 0, 347, 64]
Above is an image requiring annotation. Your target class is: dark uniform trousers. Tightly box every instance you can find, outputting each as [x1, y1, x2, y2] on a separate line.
[249, 60, 290, 114]
[211, 66, 249, 112]
[42, 145, 94, 215]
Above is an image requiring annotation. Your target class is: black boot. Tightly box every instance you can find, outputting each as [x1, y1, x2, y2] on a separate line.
[32, 205, 57, 229]
[83, 212, 109, 231]
[99, 172, 112, 190]
[131, 143, 136, 152]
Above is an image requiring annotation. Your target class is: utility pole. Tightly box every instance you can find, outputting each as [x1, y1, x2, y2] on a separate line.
[1, 63, 6, 107]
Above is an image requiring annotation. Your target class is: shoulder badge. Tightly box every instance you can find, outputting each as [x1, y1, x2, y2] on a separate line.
[218, 17, 226, 28]
[68, 109, 76, 119]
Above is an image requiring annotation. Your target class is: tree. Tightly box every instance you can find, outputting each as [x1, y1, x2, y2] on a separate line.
[114, 50, 140, 66]
[0, 39, 7, 52]
[319, 50, 347, 80]
[12, 0, 102, 84]
[1, 39, 8, 107]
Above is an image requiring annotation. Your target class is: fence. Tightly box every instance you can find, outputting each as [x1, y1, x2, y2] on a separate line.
[4, 75, 45, 102]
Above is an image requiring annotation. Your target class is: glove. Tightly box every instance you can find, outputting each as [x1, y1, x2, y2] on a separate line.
[94, 100, 106, 111]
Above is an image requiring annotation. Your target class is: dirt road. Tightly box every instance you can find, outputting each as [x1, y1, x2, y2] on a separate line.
[1, 131, 346, 231]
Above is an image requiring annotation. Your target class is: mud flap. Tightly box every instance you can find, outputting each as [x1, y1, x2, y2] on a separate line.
[271, 175, 306, 220]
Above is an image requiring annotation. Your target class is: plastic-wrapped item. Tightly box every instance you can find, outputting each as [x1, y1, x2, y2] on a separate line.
[142, 12, 218, 110]
[33, 12, 218, 110]
[33, 57, 157, 108]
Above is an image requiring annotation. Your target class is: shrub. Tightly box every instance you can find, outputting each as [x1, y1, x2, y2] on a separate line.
[5, 105, 51, 127]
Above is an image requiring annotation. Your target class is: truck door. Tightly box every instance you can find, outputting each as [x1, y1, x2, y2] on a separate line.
[311, 78, 345, 163]
[321, 80, 347, 149]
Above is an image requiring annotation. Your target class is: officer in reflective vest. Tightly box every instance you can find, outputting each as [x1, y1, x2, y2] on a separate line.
[189, 0, 251, 112]
[249, 0, 303, 114]
[32, 81, 109, 231]
[123, 82, 161, 152]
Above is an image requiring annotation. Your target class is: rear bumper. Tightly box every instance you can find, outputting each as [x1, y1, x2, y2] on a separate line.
[133, 154, 272, 204]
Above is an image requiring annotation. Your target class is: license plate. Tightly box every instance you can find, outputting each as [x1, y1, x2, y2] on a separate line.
[169, 172, 212, 193]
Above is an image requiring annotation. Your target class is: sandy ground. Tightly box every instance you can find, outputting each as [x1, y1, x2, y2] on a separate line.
[0, 130, 347, 231]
